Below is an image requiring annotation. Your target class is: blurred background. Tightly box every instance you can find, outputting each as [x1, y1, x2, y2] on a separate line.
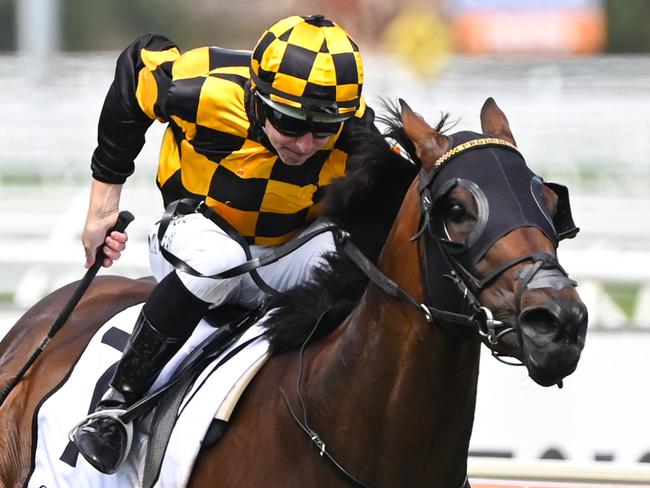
[0, 0, 649, 484]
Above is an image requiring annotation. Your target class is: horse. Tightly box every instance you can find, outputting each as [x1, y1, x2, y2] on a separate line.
[0, 98, 587, 488]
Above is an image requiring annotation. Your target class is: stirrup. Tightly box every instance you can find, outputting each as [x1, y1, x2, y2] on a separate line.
[68, 408, 134, 474]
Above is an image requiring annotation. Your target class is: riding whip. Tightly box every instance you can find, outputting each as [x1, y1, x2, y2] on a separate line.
[0, 210, 134, 406]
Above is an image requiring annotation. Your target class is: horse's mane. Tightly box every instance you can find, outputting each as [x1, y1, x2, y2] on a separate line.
[262, 102, 450, 353]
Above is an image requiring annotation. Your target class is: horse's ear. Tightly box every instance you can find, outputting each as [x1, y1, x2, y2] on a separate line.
[480, 97, 517, 146]
[400, 98, 448, 172]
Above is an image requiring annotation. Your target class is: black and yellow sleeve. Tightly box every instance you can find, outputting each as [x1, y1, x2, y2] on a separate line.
[91, 33, 181, 183]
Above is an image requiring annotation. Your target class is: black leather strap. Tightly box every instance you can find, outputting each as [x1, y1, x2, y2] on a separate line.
[157, 199, 279, 296]
[156, 199, 337, 297]
[339, 233, 480, 330]
[341, 237, 421, 311]
[139, 319, 261, 487]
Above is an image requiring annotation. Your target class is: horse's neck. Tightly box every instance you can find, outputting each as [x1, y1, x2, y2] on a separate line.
[305, 187, 481, 485]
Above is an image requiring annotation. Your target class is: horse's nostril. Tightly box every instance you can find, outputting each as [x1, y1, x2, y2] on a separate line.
[568, 301, 589, 345]
[518, 307, 560, 340]
[519, 301, 588, 347]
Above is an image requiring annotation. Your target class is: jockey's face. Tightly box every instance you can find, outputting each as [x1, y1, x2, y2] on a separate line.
[265, 119, 331, 166]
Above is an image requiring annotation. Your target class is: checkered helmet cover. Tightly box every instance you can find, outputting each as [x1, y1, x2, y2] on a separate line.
[250, 15, 364, 117]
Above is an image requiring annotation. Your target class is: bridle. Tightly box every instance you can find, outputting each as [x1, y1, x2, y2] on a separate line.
[338, 237, 566, 369]
[341, 137, 578, 364]
[433, 249, 572, 365]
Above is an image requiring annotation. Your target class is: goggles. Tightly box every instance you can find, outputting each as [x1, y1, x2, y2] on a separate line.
[257, 92, 348, 138]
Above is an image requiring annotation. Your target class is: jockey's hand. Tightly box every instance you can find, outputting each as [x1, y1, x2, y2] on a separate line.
[83, 218, 128, 268]
[83, 181, 126, 268]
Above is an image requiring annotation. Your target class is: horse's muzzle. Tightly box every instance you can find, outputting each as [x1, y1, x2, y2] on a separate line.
[517, 294, 588, 386]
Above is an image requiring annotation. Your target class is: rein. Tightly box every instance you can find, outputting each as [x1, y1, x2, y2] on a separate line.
[156, 198, 339, 296]
[155, 196, 515, 341]
[339, 233, 495, 333]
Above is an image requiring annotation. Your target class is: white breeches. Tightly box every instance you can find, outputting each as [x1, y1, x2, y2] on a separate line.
[148, 213, 336, 308]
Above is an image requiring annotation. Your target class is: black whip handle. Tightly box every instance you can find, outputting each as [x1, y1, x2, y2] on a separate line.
[47, 210, 135, 337]
[0, 210, 134, 406]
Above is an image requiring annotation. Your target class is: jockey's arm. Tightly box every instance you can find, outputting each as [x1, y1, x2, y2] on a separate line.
[83, 33, 181, 268]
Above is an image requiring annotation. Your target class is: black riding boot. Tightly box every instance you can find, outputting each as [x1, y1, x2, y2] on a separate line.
[70, 311, 184, 474]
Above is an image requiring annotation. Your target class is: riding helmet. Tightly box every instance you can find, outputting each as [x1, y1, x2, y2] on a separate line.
[250, 14, 364, 121]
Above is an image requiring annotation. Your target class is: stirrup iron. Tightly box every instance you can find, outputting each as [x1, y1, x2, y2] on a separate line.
[68, 408, 134, 474]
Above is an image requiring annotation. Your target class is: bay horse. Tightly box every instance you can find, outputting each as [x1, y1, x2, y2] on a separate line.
[0, 98, 587, 488]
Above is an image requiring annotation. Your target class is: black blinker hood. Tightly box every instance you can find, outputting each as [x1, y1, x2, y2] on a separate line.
[419, 131, 570, 322]
[430, 131, 558, 270]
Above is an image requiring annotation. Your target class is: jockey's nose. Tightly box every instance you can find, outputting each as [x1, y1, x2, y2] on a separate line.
[293, 132, 319, 152]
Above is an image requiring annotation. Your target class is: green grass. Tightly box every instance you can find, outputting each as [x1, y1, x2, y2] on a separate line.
[603, 283, 640, 318]
[1, 172, 46, 185]
[0, 292, 13, 304]
[0, 172, 88, 186]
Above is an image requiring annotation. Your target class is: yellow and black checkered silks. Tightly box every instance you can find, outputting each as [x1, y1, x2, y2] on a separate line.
[250, 15, 363, 117]
[90, 33, 374, 246]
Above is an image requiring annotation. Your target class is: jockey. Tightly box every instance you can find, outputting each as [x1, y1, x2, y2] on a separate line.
[70, 14, 374, 474]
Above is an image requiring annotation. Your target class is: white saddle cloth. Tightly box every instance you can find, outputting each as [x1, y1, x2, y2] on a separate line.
[27, 304, 270, 488]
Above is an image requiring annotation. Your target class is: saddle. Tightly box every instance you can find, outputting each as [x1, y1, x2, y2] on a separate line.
[128, 303, 265, 487]
[55, 303, 266, 488]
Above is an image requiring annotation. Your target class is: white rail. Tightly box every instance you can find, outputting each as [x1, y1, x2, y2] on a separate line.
[468, 458, 650, 484]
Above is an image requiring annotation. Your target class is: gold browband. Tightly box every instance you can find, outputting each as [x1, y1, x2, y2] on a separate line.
[434, 137, 520, 168]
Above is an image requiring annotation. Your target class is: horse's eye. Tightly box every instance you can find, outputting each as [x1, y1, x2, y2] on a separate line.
[433, 193, 477, 243]
[447, 203, 467, 223]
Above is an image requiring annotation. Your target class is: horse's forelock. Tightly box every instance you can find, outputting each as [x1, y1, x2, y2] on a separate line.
[376, 99, 454, 165]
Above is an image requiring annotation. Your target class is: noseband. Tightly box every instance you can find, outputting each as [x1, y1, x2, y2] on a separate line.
[439, 250, 575, 365]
